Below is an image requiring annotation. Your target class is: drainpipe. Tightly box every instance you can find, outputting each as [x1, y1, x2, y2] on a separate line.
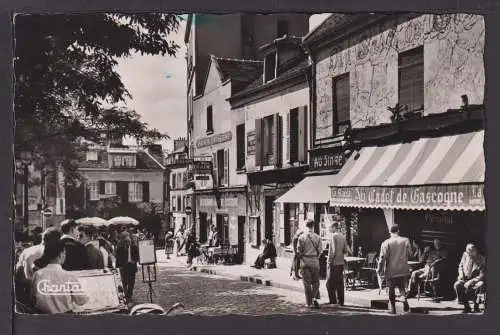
[302, 44, 316, 161]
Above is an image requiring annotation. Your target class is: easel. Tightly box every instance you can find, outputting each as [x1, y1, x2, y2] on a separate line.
[139, 239, 157, 303]
[141, 264, 157, 303]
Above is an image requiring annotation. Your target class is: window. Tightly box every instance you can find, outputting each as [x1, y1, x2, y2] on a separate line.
[399, 46, 424, 112]
[110, 154, 136, 168]
[86, 151, 98, 161]
[263, 115, 275, 165]
[128, 182, 143, 202]
[332, 73, 350, 136]
[212, 149, 229, 187]
[172, 196, 176, 211]
[89, 181, 99, 201]
[277, 20, 289, 38]
[289, 108, 299, 162]
[104, 182, 116, 195]
[206, 105, 213, 134]
[177, 196, 182, 212]
[171, 173, 176, 189]
[264, 52, 277, 82]
[236, 123, 246, 170]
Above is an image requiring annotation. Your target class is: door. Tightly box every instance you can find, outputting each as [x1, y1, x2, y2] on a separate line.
[237, 216, 245, 264]
[264, 196, 275, 240]
[199, 212, 208, 243]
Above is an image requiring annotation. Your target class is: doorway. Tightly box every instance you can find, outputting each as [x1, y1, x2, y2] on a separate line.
[264, 196, 275, 240]
[237, 216, 245, 264]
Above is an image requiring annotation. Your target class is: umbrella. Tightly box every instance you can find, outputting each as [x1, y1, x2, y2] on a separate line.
[76, 217, 109, 227]
[108, 216, 140, 226]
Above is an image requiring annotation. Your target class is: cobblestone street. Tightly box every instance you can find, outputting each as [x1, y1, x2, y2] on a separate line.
[132, 260, 390, 316]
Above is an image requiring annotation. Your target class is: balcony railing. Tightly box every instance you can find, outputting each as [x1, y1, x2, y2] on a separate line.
[164, 157, 193, 166]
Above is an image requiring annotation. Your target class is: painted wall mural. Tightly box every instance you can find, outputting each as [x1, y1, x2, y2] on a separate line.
[315, 14, 485, 139]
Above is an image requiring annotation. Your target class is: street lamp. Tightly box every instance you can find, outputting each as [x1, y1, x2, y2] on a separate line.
[19, 151, 32, 229]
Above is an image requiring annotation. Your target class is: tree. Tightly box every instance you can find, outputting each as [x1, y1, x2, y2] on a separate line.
[14, 13, 181, 176]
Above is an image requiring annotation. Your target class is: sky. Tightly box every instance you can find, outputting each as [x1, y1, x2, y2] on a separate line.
[117, 14, 331, 151]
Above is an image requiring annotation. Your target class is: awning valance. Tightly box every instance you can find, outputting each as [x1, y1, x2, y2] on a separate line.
[329, 131, 485, 211]
[275, 174, 333, 204]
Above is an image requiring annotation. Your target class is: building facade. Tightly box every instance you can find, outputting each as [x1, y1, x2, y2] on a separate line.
[277, 13, 487, 294]
[228, 36, 311, 265]
[68, 142, 166, 219]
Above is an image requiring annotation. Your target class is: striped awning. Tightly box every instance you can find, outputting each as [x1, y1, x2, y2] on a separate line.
[329, 131, 485, 211]
[275, 174, 332, 204]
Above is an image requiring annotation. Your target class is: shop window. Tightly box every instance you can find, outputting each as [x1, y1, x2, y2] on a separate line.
[206, 105, 213, 134]
[398, 46, 424, 112]
[264, 52, 277, 82]
[277, 20, 289, 37]
[332, 73, 350, 136]
[236, 123, 246, 170]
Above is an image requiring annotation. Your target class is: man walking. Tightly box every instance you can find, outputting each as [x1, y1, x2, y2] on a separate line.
[297, 219, 322, 309]
[377, 224, 412, 314]
[326, 221, 351, 306]
[116, 231, 139, 302]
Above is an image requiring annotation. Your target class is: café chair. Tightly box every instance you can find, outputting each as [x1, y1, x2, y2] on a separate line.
[360, 252, 378, 287]
[417, 263, 440, 301]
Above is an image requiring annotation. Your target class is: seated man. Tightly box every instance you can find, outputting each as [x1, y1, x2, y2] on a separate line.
[31, 241, 89, 314]
[408, 239, 447, 297]
[454, 243, 486, 313]
[254, 238, 277, 269]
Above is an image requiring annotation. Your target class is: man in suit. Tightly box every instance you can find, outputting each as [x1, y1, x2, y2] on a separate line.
[454, 243, 486, 313]
[116, 231, 139, 301]
[60, 220, 90, 271]
[326, 221, 351, 306]
[78, 225, 104, 270]
[377, 224, 412, 314]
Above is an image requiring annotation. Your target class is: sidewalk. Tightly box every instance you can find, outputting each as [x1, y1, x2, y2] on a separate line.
[156, 250, 465, 315]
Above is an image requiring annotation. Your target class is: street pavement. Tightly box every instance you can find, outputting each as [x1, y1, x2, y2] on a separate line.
[132, 258, 390, 316]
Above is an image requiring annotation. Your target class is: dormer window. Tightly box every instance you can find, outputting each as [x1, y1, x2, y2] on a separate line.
[110, 154, 136, 168]
[86, 150, 98, 161]
[264, 52, 277, 83]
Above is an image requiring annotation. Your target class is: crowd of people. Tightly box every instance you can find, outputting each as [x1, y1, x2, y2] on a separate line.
[289, 220, 486, 314]
[15, 220, 151, 314]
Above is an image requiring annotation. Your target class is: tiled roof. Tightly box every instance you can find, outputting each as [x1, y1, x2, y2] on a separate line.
[212, 56, 263, 93]
[303, 13, 385, 46]
[259, 35, 303, 52]
[229, 57, 309, 101]
[77, 149, 163, 170]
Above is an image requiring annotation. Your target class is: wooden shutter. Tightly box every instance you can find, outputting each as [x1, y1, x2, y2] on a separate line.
[298, 106, 308, 163]
[142, 182, 150, 202]
[212, 152, 218, 187]
[285, 112, 290, 164]
[224, 149, 229, 187]
[254, 118, 263, 167]
[99, 181, 105, 194]
[272, 113, 280, 167]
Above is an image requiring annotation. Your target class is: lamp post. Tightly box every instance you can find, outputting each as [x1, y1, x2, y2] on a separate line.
[19, 151, 33, 229]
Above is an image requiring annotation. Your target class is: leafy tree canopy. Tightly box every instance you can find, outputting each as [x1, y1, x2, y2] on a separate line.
[14, 13, 181, 176]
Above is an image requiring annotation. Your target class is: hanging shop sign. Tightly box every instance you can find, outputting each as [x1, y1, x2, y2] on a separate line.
[310, 151, 345, 171]
[192, 161, 212, 174]
[247, 131, 256, 155]
[196, 131, 232, 149]
[329, 183, 484, 211]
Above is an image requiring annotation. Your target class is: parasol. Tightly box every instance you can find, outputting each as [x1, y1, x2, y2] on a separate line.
[108, 216, 140, 226]
[76, 217, 109, 227]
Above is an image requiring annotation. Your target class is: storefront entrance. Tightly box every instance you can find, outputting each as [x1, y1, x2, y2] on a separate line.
[264, 196, 275, 239]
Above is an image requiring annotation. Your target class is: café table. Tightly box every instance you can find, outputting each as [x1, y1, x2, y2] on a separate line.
[344, 256, 367, 290]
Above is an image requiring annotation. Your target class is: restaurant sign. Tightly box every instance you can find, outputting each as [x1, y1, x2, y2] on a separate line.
[196, 131, 232, 149]
[310, 151, 345, 171]
[329, 184, 484, 210]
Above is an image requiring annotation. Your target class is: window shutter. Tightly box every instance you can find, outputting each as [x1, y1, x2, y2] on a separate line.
[224, 149, 229, 187]
[142, 182, 150, 202]
[272, 113, 280, 167]
[99, 181, 105, 194]
[298, 106, 308, 163]
[254, 118, 263, 167]
[212, 152, 218, 187]
[285, 112, 290, 164]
